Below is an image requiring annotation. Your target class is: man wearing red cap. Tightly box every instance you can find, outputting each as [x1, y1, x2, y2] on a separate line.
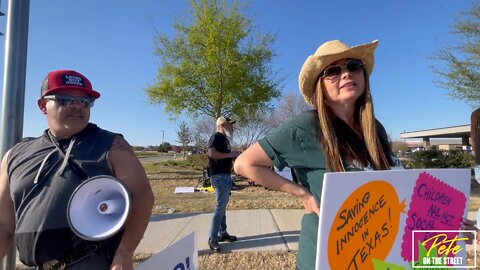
[0, 70, 154, 270]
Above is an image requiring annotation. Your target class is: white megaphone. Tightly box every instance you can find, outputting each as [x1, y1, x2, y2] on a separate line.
[67, 175, 131, 241]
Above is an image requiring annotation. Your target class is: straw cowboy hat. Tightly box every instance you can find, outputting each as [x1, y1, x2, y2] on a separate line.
[298, 39, 379, 106]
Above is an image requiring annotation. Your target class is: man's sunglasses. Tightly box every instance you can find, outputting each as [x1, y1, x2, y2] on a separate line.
[43, 95, 95, 108]
[321, 59, 365, 79]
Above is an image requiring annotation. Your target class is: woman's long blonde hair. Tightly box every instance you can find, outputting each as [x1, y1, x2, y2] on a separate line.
[314, 72, 391, 172]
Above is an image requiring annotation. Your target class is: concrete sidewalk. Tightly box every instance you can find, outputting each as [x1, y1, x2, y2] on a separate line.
[14, 209, 480, 267]
[136, 210, 480, 255]
[135, 209, 304, 255]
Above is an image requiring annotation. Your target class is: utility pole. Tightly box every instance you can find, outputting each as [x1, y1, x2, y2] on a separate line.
[0, 0, 30, 270]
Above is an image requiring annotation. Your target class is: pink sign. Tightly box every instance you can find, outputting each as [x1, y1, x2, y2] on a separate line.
[400, 172, 466, 261]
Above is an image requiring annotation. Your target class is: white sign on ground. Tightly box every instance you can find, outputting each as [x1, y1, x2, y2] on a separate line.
[174, 187, 196, 193]
[136, 232, 198, 270]
[316, 169, 473, 270]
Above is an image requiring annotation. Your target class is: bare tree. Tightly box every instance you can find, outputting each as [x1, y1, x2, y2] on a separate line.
[193, 117, 215, 152]
[391, 141, 409, 154]
[177, 121, 193, 160]
[270, 92, 312, 128]
[235, 110, 275, 148]
[233, 92, 311, 148]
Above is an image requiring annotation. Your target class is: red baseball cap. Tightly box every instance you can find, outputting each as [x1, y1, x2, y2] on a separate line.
[41, 70, 100, 99]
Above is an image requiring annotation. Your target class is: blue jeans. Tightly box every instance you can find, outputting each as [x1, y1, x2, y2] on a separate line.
[209, 174, 232, 242]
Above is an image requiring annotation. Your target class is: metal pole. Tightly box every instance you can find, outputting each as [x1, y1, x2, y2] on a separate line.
[0, 0, 30, 269]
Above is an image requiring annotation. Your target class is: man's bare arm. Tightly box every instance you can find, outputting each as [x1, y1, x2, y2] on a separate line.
[208, 148, 240, 160]
[0, 150, 15, 258]
[107, 136, 154, 270]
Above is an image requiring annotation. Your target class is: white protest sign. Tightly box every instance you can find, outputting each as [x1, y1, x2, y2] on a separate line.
[315, 169, 473, 270]
[136, 232, 198, 270]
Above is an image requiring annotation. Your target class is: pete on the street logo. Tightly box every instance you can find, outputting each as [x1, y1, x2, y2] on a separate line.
[411, 230, 477, 268]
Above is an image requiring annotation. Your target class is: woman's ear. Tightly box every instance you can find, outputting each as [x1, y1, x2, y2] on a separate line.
[37, 99, 47, 114]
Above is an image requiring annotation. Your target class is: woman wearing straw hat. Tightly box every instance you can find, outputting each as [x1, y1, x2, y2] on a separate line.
[235, 39, 478, 269]
[234, 39, 397, 269]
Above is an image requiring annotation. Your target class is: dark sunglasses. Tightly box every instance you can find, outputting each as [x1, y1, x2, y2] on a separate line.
[321, 59, 365, 79]
[43, 95, 95, 108]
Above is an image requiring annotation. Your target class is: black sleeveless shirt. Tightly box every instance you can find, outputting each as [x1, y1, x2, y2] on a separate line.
[8, 123, 119, 266]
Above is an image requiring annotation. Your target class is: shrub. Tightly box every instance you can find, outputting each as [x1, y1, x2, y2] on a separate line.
[161, 154, 207, 170]
[163, 159, 189, 167]
[410, 149, 474, 169]
[187, 154, 209, 170]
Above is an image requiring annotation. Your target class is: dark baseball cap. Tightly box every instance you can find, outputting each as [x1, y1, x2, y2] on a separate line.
[41, 70, 100, 99]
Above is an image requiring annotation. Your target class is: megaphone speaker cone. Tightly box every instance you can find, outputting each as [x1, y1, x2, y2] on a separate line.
[67, 175, 131, 241]
[98, 198, 124, 215]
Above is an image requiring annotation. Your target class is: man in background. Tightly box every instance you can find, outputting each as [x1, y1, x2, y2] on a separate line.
[207, 116, 240, 252]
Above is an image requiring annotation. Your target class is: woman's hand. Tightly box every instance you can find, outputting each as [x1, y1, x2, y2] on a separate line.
[299, 192, 320, 216]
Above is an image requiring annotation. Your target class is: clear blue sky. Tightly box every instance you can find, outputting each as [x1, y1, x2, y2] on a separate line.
[0, 0, 475, 146]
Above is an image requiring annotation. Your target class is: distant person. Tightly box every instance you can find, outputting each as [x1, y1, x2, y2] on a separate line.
[0, 70, 154, 270]
[207, 116, 241, 252]
[234, 39, 477, 269]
